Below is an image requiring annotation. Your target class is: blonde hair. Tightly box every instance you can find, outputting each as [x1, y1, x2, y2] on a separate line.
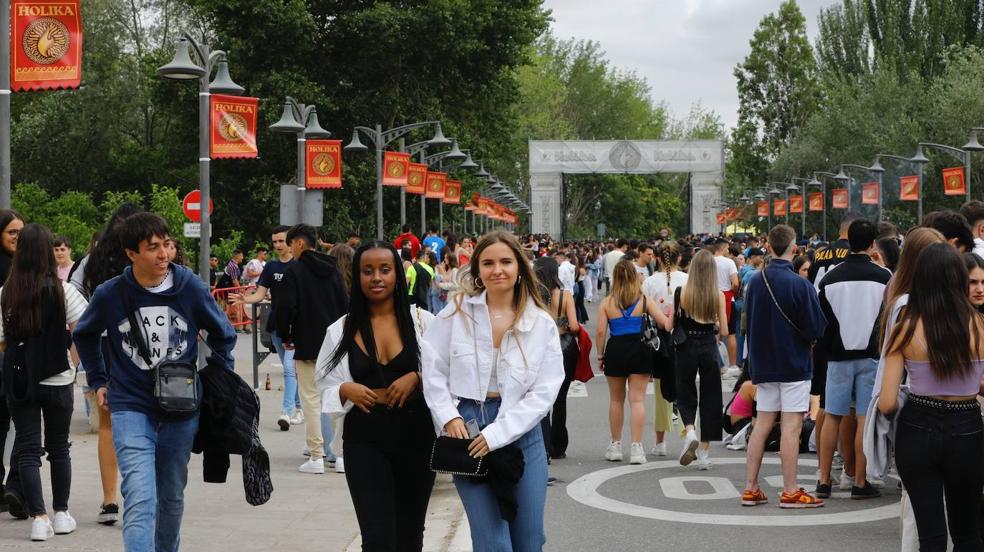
[611, 259, 642, 310]
[681, 249, 720, 323]
[450, 231, 546, 329]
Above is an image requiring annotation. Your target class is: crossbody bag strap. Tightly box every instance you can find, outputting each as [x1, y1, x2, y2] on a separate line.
[120, 287, 154, 368]
[761, 269, 811, 342]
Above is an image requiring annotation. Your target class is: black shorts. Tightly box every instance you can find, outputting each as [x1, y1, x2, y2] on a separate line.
[603, 335, 652, 378]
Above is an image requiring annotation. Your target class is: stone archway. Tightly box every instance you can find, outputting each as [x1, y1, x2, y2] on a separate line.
[528, 140, 724, 237]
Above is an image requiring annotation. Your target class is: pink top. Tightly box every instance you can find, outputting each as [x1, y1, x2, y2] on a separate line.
[731, 393, 754, 419]
[905, 359, 984, 397]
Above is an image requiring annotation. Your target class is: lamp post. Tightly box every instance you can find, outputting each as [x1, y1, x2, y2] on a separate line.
[812, 173, 839, 241]
[269, 97, 331, 224]
[421, 140, 471, 234]
[914, 129, 984, 200]
[158, 32, 245, 285]
[767, 185, 782, 230]
[789, 177, 812, 237]
[343, 122, 451, 240]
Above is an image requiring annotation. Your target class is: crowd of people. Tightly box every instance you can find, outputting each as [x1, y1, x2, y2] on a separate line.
[0, 197, 983, 550]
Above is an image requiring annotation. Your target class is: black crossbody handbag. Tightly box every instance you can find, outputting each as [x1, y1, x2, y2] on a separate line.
[121, 287, 200, 415]
[430, 435, 489, 477]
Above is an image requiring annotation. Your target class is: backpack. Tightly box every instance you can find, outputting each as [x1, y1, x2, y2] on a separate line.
[411, 263, 432, 306]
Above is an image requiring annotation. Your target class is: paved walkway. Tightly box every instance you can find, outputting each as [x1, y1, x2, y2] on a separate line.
[0, 336, 468, 550]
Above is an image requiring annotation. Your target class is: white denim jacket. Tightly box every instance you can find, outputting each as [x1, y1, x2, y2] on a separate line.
[421, 291, 565, 452]
[316, 306, 435, 418]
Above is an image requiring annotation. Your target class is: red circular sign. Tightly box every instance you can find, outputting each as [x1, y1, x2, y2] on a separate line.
[182, 190, 214, 223]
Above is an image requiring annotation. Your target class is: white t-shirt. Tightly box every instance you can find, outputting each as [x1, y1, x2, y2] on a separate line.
[714, 255, 738, 292]
[642, 270, 689, 313]
[604, 250, 625, 280]
[634, 264, 649, 278]
[0, 281, 88, 386]
[558, 261, 576, 292]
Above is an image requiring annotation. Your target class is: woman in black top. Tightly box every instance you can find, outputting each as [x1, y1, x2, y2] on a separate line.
[0, 208, 22, 515]
[316, 242, 436, 552]
[0, 224, 87, 540]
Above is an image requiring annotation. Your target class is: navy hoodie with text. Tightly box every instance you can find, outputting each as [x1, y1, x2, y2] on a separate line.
[72, 263, 236, 421]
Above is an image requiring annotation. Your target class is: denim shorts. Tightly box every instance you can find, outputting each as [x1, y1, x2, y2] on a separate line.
[824, 358, 877, 416]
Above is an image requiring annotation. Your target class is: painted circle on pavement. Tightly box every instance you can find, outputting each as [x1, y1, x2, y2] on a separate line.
[566, 458, 900, 526]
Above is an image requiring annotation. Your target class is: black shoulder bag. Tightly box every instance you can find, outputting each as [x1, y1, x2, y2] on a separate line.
[121, 287, 200, 415]
[671, 287, 688, 347]
[761, 269, 814, 345]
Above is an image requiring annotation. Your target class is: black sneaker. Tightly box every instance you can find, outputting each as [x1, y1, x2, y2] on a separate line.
[851, 482, 882, 500]
[815, 481, 832, 499]
[0, 483, 6, 513]
[98, 503, 119, 525]
[4, 488, 27, 520]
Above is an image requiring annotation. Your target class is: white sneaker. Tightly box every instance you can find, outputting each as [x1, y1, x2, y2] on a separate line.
[302, 446, 311, 457]
[839, 472, 855, 491]
[679, 430, 699, 466]
[298, 458, 324, 474]
[334, 457, 345, 473]
[290, 409, 304, 425]
[277, 413, 290, 431]
[722, 365, 742, 378]
[869, 477, 885, 489]
[52, 511, 76, 535]
[31, 517, 53, 541]
[832, 452, 844, 471]
[604, 441, 624, 462]
[696, 449, 711, 470]
[650, 442, 667, 456]
[629, 442, 646, 465]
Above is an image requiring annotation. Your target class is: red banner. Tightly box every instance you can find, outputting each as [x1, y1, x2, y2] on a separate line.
[464, 192, 480, 211]
[773, 199, 786, 216]
[832, 188, 848, 209]
[382, 151, 411, 187]
[12, 1, 82, 91]
[862, 182, 879, 205]
[305, 139, 342, 189]
[444, 180, 461, 204]
[808, 192, 824, 212]
[478, 197, 492, 215]
[756, 201, 769, 217]
[210, 95, 258, 159]
[425, 172, 447, 199]
[715, 212, 726, 225]
[789, 195, 803, 214]
[943, 166, 967, 196]
[899, 175, 919, 201]
[406, 163, 427, 195]
[724, 207, 739, 222]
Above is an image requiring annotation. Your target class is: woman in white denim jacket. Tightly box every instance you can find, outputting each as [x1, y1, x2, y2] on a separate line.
[422, 231, 564, 552]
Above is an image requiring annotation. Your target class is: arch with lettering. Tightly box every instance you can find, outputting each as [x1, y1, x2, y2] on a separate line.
[528, 140, 724, 237]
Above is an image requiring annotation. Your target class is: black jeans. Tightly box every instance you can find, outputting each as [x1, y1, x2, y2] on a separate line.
[896, 400, 984, 552]
[343, 401, 436, 552]
[9, 384, 73, 516]
[549, 340, 579, 457]
[674, 334, 722, 442]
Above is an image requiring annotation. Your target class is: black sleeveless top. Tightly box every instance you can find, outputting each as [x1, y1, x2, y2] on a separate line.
[348, 343, 416, 389]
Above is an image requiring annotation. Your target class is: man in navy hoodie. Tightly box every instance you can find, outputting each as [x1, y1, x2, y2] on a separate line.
[73, 213, 236, 552]
[741, 224, 827, 509]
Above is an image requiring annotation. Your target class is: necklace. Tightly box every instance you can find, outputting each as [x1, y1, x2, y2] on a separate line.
[490, 309, 512, 321]
[144, 269, 169, 289]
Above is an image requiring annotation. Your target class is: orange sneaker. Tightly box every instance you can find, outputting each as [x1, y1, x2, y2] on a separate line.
[779, 488, 824, 509]
[741, 488, 768, 507]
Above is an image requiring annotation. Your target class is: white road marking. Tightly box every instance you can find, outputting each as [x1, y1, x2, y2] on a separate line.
[659, 476, 741, 500]
[567, 458, 902, 526]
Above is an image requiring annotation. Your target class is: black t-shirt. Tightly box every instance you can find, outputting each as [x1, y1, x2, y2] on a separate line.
[808, 238, 850, 286]
[257, 259, 294, 332]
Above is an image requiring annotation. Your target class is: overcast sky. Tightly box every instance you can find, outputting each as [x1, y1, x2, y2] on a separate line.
[542, 0, 837, 132]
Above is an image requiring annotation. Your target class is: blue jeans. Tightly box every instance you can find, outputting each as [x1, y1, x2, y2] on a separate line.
[321, 414, 336, 462]
[271, 330, 300, 415]
[112, 410, 199, 552]
[453, 399, 548, 552]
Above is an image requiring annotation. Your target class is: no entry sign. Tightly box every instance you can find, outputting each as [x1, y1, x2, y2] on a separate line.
[182, 190, 214, 223]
